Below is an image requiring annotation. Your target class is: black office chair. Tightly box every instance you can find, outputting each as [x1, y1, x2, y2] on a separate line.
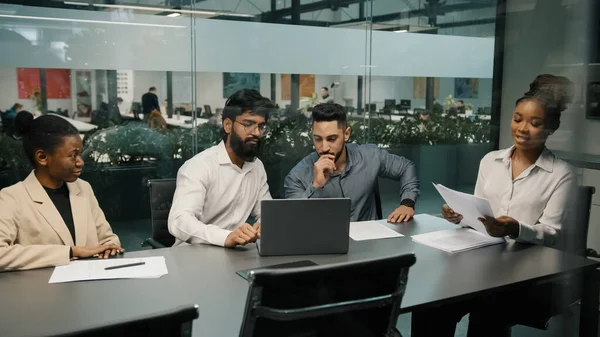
[142, 179, 177, 249]
[518, 185, 596, 330]
[175, 107, 188, 117]
[239, 253, 416, 337]
[50, 305, 199, 337]
[130, 102, 142, 120]
[0, 111, 16, 137]
[375, 180, 383, 220]
[204, 105, 213, 117]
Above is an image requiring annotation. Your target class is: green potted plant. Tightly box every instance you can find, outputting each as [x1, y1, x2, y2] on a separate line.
[259, 116, 314, 198]
[0, 134, 30, 189]
[81, 123, 176, 220]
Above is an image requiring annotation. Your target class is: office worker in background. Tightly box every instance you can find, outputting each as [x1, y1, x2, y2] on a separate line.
[416, 74, 577, 337]
[456, 99, 466, 114]
[319, 87, 334, 104]
[168, 89, 273, 248]
[284, 103, 420, 223]
[141, 86, 160, 123]
[0, 112, 123, 271]
[3, 102, 23, 120]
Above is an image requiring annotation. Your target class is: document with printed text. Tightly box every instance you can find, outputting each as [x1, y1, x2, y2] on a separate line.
[49, 256, 168, 284]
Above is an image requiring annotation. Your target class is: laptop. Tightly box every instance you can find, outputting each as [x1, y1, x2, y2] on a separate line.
[258, 198, 351, 256]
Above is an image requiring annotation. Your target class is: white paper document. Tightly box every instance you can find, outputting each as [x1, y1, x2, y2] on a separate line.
[432, 183, 496, 236]
[349, 221, 404, 241]
[49, 256, 168, 284]
[412, 228, 505, 253]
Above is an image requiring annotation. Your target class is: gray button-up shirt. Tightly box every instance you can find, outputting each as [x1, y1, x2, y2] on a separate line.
[284, 143, 420, 221]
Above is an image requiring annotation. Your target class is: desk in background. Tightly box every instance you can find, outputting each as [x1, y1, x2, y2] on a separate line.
[0, 215, 597, 337]
[46, 113, 97, 132]
[165, 115, 209, 129]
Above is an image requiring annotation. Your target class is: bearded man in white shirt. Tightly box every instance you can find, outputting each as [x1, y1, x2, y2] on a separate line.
[168, 89, 274, 248]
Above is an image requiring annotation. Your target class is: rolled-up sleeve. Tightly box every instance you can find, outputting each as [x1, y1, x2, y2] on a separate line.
[516, 172, 576, 247]
[377, 148, 420, 202]
[168, 162, 231, 247]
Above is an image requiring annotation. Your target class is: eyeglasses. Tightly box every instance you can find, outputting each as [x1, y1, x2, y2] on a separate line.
[235, 120, 269, 135]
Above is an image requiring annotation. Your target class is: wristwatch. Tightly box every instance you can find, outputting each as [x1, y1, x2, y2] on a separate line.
[400, 199, 415, 209]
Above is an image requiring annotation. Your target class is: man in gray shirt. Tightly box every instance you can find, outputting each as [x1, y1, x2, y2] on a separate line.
[284, 103, 420, 222]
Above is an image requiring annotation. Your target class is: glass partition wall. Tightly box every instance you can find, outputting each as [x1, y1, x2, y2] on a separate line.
[0, 0, 498, 240]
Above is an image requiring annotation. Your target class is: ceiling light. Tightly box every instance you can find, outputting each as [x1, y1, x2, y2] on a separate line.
[166, 12, 181, 17]
[63, 1, 89, 5]
[394, 29, 408, 33]
[0, 14, 185, 28]
[64, 2, 254, 18]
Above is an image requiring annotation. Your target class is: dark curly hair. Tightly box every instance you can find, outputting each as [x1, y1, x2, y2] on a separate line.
[515, 74, 574, 131]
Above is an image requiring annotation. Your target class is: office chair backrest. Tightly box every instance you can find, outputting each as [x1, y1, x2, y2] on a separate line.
[51, 305, 199, 337]
[374, 180, 383, 220]
[566, 186, 596, 256]
[239, 253, 416, 337]
[147, 179, 177, 247]
[204, 105, 212, 116]
[1, 111, 16, 136]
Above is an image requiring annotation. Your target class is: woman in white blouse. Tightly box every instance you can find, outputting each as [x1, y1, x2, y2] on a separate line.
[444, 74, 576, 248]
[414, 74, 577, 337]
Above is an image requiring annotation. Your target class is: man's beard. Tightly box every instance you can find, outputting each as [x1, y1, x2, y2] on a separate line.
[319, 144, 344, 163]
[231, 130, 261, 162]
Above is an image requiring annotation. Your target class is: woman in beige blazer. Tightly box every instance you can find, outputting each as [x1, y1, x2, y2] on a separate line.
[0, 112, 124, 271]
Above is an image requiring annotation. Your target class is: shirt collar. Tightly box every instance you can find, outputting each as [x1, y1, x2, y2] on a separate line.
[217, 141, 256, 171]
[339, 143, 356, 176]
[495, 145, 554, 173]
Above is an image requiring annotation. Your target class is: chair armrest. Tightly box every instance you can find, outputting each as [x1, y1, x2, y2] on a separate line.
[141, 238, 167, 249]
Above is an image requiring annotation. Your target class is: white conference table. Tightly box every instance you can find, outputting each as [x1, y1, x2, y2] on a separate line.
[165, 115, 209, 129]
[44, 113, 97, 132]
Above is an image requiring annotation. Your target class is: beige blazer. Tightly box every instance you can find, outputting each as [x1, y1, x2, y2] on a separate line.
[0, 171, 120, 271]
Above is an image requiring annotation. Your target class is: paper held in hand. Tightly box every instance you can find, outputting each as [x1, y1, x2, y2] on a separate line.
[409, 184, 505, 253]
[432, 183, 496, 236]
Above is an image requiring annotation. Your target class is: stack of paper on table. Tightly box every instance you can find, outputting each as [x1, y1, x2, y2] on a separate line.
[349, 220, 404, 241]
[412, 228, 504, 253]
[49, 256, 168, 284]
[409, 183, 505, 253]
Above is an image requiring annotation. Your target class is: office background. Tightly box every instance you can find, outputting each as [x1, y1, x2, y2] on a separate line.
[0, 0, 598, 278]
[2, 0, 600, 335]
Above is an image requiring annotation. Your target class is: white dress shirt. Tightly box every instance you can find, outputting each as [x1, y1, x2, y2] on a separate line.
[474, 146, 577, 247]
[168, 141, 271, 247]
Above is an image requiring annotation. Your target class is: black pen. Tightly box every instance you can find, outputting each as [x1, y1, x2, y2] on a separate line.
[104, 262, 146, 270]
